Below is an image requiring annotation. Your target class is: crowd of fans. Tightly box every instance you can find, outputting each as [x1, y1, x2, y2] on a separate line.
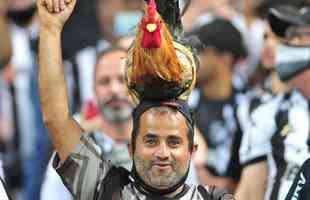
[0, 0, 310, 199]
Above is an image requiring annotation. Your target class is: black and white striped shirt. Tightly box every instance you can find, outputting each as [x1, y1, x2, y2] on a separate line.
[239, 90, 310, 200]
[285, 158, 310, 200]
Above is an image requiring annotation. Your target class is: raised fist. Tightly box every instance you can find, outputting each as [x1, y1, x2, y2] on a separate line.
[37, 0, 77, 31]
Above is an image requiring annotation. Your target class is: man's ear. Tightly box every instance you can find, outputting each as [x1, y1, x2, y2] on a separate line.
[128, 143, 133, 158]
[191, 143, 198, 156]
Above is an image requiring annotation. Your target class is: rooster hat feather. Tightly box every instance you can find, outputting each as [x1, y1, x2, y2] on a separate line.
[125, 0, 198, 104]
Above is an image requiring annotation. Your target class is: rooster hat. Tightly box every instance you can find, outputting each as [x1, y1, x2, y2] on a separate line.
[125, 0, 198, 104]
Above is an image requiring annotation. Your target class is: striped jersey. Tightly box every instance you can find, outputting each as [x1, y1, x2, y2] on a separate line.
[239, 90, 310, 200]
[285, 158, 310, 200]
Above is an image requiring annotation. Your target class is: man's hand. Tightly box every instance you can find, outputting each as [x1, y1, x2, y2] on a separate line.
[37, 0, 76, 32]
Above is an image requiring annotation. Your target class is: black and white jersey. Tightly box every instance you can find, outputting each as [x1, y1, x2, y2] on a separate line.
[227, 89, 272, 181]
[285, 158, 310, 200]
[189, 89, 243, 180]
[239, 90, 310, 200]
[53, 134, 234, 200]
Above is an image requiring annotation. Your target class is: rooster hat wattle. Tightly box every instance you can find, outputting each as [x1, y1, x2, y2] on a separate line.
[125, 0, 198, 104]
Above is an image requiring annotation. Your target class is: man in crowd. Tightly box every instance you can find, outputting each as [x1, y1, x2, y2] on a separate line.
[41, 43, 205, 199]
[236, 4, 310, 200]
[189, 18, 247, 191]
[37, 0, 233, 199]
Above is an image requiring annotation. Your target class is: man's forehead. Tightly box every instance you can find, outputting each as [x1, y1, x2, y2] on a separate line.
[140, 108, 188, 127]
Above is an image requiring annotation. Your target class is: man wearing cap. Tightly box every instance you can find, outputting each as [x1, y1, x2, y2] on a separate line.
[36, 0, 234, 199]
[236, 4, 310, 200]
[189, 18, 247, 191]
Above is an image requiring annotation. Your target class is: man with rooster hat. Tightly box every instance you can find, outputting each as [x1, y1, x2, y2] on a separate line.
[36, 0, 234, 199]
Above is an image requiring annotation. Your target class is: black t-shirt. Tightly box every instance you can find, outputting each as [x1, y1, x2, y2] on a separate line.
[193, 89, 242, 180]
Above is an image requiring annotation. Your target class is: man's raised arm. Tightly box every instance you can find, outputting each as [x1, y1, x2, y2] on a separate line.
[37, 0, 82, 161]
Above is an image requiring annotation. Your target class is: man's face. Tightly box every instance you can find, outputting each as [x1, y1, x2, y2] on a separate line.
[198, 48, 220, 84]
[94, 50, 133, 123]
[133, 109, 194, 189]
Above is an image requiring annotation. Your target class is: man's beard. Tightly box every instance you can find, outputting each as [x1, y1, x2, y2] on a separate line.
[133, 154, 190, 190]
[98, 96, 133, 124]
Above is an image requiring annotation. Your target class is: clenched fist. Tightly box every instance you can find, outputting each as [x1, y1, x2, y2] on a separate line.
[37, 0, 77, 32]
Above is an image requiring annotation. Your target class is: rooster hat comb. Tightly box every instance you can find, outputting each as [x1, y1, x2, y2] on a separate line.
[125, 0, 198, 104]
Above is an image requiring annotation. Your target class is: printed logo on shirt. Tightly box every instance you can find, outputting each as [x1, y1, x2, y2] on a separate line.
[280, 124, 294, 137]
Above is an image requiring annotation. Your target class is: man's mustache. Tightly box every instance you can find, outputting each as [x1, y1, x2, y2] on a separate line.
[151, 159, 176, 167]
[102, 96, 132, 107]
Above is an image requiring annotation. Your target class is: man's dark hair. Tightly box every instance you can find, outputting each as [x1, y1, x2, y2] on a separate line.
[131, 103, 195, 152]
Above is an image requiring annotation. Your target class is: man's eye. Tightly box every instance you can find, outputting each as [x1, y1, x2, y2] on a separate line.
[145, 139, 157, 146]
[168, 140, 181, 147]
[98, 78, 110, 86]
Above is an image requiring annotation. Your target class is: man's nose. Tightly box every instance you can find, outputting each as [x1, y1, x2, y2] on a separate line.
[110, 79, 123, 94]
[154, 143, 170, 160]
